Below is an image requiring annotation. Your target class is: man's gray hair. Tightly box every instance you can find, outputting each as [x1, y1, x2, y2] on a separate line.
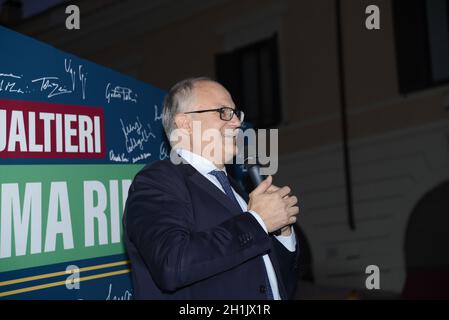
[162, 76, 212, 140]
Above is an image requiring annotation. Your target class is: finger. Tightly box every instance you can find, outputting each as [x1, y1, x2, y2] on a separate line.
[289, 216, 297, 224]
[251, 175, 272, 195]
[285, 196, 298, 207]
[287, 206, 299, 216]
[267, 185, 280, 192]
[276, 186, 291, 198]
[267, 184, 280, 193]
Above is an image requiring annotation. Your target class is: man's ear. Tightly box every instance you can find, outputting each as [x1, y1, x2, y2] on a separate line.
[174, 113, 192, 133]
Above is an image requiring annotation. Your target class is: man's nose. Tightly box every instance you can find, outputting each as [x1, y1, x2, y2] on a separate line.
[229, 113, 241, 127]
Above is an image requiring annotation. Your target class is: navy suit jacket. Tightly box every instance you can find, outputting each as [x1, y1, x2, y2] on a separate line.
[123, 159, 300, 299]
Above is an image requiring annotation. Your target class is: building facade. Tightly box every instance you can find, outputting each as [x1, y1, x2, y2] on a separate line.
[6, 0, 449, 298]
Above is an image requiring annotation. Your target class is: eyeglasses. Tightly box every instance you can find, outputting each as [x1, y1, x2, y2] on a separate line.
[184, 106, 245, 122]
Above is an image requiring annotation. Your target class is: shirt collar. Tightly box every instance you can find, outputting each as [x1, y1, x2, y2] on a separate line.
[177, 148, 227, 176]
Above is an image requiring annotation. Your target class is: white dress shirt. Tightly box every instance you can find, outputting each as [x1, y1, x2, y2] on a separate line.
[177, 149, 296, 300]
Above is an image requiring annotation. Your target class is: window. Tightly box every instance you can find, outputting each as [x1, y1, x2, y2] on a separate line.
[393, 0, 449, 93]
[215, 34, 281, 128]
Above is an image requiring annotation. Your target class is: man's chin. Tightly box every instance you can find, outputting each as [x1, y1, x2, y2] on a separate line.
[223, 150, 237, 164]
[222, 142, 237, 162]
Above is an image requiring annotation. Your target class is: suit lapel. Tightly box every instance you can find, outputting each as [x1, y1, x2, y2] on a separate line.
[184, 164, 243, 216]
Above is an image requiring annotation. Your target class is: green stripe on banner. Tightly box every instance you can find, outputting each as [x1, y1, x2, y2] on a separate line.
[0, 164, 144, 273]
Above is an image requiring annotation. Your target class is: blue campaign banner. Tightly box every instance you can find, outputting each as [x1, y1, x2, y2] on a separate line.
[0, 25, 168, 165]
[0, 25, 168, 299]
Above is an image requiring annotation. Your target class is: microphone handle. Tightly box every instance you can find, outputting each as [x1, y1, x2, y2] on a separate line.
[247, 165, 282, 236]
[247, 165, 264, 186]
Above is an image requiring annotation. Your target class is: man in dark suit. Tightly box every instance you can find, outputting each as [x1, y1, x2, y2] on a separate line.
[123, 77, 300, 299]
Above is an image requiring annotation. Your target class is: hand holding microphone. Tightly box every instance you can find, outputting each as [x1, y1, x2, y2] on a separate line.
[243, 146, 299, 234]
[266, 182, 298, 236]
[247, 175, 299, 233]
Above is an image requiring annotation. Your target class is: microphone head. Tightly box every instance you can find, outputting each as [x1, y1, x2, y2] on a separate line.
[242, 145, 265, 186]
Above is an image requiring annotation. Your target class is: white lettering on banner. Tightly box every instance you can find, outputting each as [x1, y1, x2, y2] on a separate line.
[83, 180, 131, 247]
[0, 110, 5, 151]
[28, 112, 43, 152]
[94, 116, 101, 153]
[0, 183, 42, 258]
[84, 181, 109, 247]
[0, 179, 132, 259]
[109, 180, 121, 244]
[65, 114, 78, 153]
[78, 115, 93, 153]
[8, 110, 27, 152]
[39, 112, 54, 152]
[44, 182, 74, 253]
[0, 101, 105, 157]
[0, 106, 103, 156]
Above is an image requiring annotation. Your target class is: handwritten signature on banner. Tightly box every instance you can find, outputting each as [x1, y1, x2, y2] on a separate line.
[120, 116, 156, 154]
[105, 83, 138, 104]
[64, 58, 87, 99]
[0, 58, 87, 99]
[154, 104, 162, 121]
[105, 283, 132, 300]
[32, 58, 87, 99]
[31, 76, 72, 98]
[159, 141, 169, 160]
[109, 150, 130, 163]
[111, 117, 170, 163]
[0, 73, 25, 94]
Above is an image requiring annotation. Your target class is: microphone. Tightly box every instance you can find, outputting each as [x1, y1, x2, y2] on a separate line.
[243, 148, 282, 236]
[242, 143, 268, 187]
[244, 153, 265, 187]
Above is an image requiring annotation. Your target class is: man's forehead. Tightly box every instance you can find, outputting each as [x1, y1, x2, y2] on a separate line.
[193, 81, 233, 105]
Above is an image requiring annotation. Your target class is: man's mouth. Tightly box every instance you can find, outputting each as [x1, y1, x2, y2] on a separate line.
[223, 133, 237, 145]
[223, 130, 239, 138]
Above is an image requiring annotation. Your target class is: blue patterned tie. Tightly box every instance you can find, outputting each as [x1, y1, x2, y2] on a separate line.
[209, 170, 242, 210]
[209, 170, 274, 300]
